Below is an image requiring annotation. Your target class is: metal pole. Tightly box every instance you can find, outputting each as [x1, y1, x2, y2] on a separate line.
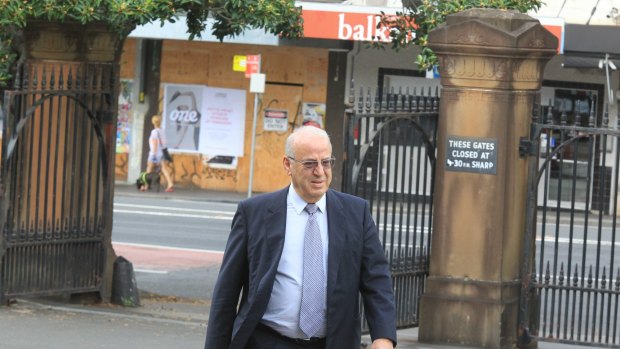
[247, 92, 259, 198]
[605, 55, 612, 103]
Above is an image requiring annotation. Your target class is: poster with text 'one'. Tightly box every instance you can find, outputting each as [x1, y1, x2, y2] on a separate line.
[163, 84, 204, 153]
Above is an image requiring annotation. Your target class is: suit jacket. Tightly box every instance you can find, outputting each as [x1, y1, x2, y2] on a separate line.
[205, 187, 397, 349]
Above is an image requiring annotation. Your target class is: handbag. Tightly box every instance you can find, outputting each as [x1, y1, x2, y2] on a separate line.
[156, 129, 173, 162]
[161, 147, 172, 162]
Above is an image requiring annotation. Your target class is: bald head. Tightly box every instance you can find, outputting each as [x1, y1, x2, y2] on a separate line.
[285, 126, 331, 158]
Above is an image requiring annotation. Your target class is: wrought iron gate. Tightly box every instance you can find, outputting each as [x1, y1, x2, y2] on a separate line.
[343, 84, 438, 328]
[519, 98, 620, 347]
[0, 61, 116, 302]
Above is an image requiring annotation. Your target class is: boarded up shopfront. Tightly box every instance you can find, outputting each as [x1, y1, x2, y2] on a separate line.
[115, 38, 328, 193]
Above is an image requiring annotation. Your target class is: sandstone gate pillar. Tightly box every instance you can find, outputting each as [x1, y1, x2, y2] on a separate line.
[418, 9, 557, 348]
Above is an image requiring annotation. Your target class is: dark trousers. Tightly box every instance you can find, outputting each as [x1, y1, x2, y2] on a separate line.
[245, 323, 326, 349]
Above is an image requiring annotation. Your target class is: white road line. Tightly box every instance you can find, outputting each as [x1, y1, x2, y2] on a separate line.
[113, 209, 231, 220]
[538, 236, 620, 247]
[134, 268, 169, 274]
[114, 203, 234, 215]
[113, 241, 224, 254]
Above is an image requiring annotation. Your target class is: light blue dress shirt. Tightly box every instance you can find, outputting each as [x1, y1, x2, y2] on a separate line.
[261, 185, 329, 338]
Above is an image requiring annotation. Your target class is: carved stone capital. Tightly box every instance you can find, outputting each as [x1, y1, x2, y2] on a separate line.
[428, 8, 557, 90]
[437, 55, 548, 90]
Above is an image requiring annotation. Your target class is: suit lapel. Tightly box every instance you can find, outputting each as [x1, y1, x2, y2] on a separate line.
[262, 188, 288, 277]
[326, 190, 346, 298]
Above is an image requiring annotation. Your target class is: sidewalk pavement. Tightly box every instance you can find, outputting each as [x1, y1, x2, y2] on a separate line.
[0, 183, 588, 348]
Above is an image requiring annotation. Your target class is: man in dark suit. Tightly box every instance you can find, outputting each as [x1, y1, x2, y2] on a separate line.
[205, 126, 396, 349]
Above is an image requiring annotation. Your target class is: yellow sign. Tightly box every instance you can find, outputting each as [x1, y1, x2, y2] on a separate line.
[233, 55, 247, 72]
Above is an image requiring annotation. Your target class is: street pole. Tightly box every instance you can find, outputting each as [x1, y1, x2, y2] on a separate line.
[247, 73, 265, 198]
[248, 92, 259, 198]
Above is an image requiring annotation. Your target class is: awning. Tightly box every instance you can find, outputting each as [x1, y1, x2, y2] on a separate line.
[564, 24, 620, 56]
[561, 24, 620, 72]
[129, 17, 279, 46]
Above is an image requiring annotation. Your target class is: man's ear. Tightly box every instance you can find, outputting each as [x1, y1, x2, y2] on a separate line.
[283, 156, 292, 175]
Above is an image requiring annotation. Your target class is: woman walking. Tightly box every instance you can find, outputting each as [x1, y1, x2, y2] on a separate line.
[141, 115, 174, 192]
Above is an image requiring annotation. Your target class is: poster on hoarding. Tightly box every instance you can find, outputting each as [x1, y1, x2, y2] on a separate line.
[163, 84, 204, 153]
[116, 80, 133, 153]
[302, 102, 325, 128]
[199, 87, 246, 156]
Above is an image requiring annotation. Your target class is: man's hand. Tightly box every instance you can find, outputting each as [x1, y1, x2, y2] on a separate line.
[371, 338, 394, 349]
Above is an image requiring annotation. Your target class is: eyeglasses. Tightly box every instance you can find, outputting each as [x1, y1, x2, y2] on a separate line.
[287, 156, 335, 170]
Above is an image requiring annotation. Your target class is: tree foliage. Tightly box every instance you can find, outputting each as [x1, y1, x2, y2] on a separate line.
[376, 0, 543, 70]
[0, 0, 304, 87]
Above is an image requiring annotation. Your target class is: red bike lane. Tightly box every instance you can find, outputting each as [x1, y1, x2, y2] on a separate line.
[113, 242, 224, 272]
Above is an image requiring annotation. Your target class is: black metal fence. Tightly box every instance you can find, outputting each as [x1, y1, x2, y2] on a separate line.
[343, 83, 438, 328]
[520, 98, 620, 347]
[0, 61, 116, 302]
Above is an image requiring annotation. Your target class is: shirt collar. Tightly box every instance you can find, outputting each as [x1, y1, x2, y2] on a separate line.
[288, 184, 326, 215]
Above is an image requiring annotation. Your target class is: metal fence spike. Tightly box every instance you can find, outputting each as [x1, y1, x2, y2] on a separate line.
[573, 265, 579, 287]
[532, 101, 540, 123]
[560, 100, 568, 126]
[419, 87, 425, 112]
[575, 100, 580, 125]
[59, 67, 64, 89]
[41, 66, 47, 89]
[381, 86, 388, 112]
[32, 68, 38, 90]
[349, 79, 355, 106]
[426, 87, 432, 112]
[373, 86, 379, 113]
[67, 67, 73, 89]
[358, 86, 364, 113]
[545, 99, 554, 125]
[588, 99, 596, 127]
[388, 87, 395, 111]
[50, 67, 56, 89]
[404, 86, 411, 112]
